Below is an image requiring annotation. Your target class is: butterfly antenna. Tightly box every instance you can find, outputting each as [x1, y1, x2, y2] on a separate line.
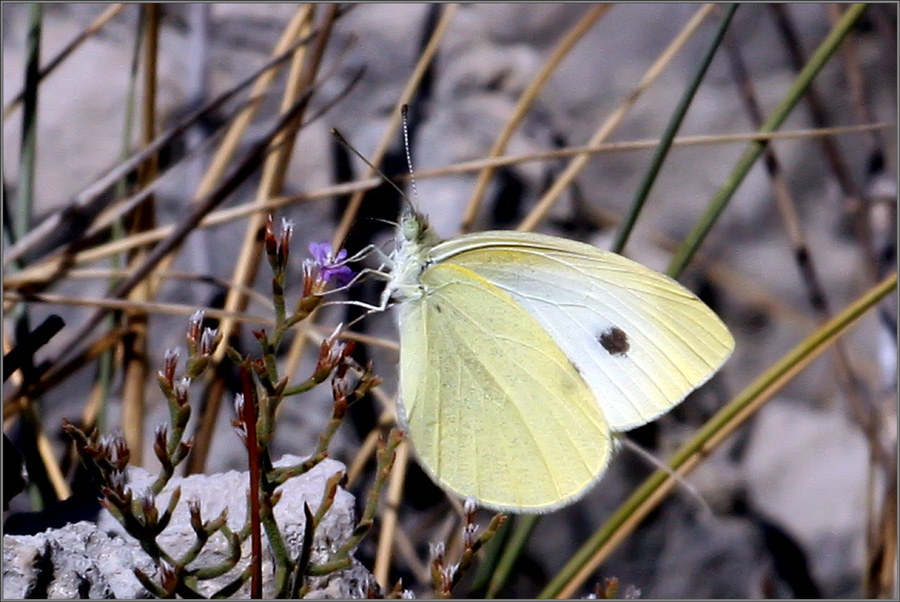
[330, 128, 410, 203]
[401, 104, 420, 203]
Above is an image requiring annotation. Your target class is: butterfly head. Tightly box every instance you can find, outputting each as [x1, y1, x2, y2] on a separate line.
[399, 205, 440, 248]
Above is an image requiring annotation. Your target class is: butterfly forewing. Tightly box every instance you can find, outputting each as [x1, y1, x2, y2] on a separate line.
[396, 260, 612, 512]
[432, 231, 735, 432]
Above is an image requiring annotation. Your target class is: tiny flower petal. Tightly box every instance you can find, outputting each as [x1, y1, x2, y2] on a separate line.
[308, 242, 355, 286]
[309, 241, 331, 264]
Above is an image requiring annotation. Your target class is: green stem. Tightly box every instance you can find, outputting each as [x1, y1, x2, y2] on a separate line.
[486, 515, 536, 598]
[667, 3, 869, 279]
[614, 4, 738, 254]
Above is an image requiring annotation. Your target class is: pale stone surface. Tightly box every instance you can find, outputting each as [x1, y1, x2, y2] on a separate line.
[3, 457, 375, 599]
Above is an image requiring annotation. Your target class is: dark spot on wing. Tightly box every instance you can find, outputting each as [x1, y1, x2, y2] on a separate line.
[599, 327, 629, 356]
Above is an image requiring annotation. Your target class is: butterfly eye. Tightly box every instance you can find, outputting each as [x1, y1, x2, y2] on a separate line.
[598, 327, 630, 356]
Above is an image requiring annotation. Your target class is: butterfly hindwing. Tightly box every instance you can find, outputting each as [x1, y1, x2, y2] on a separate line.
[396, 260, 612, 512]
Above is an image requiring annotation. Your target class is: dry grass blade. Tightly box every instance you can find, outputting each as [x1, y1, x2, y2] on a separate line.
[517, 4, 716, 232]
[462, 4, 611, 231]
[4, 33, 318, 269]
[119, 4, 162, 466]
[3, 292, 273, 327]
[7, 122, 886, 294]
[331, 4, 459, 250]
[374, 438, 410, 589]
[2, 4, 127, 121]
[5, 90, 319, 410]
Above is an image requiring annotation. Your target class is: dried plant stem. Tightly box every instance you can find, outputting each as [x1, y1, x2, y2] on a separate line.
[5, 122, 885, 291]
[240, 363, 263, 599]
[122, 3, 162, 466]
[374, 438, 410, 588]
[723, 15, 888, 521]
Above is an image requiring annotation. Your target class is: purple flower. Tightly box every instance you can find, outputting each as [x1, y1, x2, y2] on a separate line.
[309, 242, 354, 285]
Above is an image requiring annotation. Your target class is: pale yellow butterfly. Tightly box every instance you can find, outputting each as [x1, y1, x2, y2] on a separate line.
[381, 205, 734, 513]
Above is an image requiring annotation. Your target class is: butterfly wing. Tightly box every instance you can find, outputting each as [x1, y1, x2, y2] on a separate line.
[432, 231, 734, 432]
[396, 260, 611, 512]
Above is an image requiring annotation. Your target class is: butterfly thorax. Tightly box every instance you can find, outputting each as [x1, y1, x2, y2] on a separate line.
[383, 209, 440, 305]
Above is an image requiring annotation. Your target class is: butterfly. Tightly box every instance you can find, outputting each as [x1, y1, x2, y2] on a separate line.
[380, 205, 734, 513]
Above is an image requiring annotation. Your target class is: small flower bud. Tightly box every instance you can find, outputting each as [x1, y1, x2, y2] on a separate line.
[315, 324, 347, 380]
[188, 310, 205, 352]
[108, 470, 130, 502]
[141, 488, 158, 527]
[100, 433, 130, 470]
[278, 217, 294, 265]
[429, 542, 445, 563]
[188, 498, 203, 533]
[264, 214, 278, 261]
[464, 497, 477, 517]
[463, 523, 478, 549]
[174, 378, 191, 407]
[154, 424, 169, 464]
[160, 348, 179, 385]
[158, 560, 177, 594]
[440, 563, 458, 587]
[199, 327, 218, 356]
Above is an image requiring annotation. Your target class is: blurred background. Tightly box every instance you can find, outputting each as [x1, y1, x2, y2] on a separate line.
[3, 4, 897, 598]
